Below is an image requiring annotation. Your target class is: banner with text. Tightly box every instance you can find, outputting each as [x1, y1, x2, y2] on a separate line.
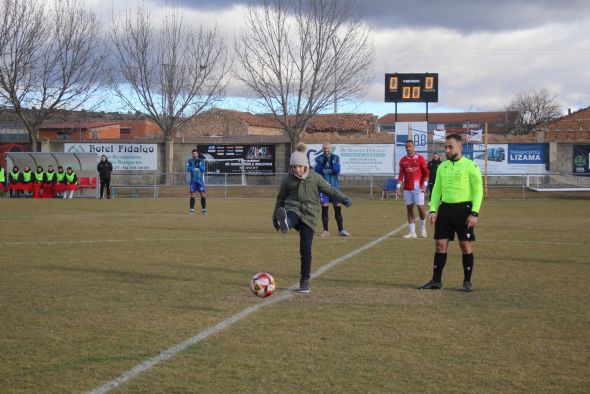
[306, 144, 394, 175]
[64, 143, 158, 170]
[394, 122, 428, 176]
[468, 143, 547, 174]
[197, 144, 275, 174]
[573, 145, 590, 174]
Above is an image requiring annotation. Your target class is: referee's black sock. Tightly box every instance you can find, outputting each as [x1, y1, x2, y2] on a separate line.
[432, 252, 447, 283]
[201, 197, 206, 210]
[321, 206, 329, 231]
[462, 253, 474, 282]
[190, 197, 195, 210]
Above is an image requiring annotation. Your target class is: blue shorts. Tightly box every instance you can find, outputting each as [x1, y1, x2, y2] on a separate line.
[190, 182, 205, 193]
[320, 193, 339, 206]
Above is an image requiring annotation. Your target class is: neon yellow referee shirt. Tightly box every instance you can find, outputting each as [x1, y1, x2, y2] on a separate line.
[429, 156, 483, 213]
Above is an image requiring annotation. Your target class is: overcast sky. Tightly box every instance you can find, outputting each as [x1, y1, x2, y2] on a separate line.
[95, 0, 590, 117]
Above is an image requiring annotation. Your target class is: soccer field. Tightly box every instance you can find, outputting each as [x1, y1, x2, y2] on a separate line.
[1, 198, 589, 393]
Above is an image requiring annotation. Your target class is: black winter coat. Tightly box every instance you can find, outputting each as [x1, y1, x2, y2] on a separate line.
[97, 161, 113, 179]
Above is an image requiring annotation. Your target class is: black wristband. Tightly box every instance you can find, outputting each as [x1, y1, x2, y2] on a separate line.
[470, 211, 479, 217]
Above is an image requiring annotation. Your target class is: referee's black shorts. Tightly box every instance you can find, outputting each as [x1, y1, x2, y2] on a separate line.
[434, 202, 475, 241]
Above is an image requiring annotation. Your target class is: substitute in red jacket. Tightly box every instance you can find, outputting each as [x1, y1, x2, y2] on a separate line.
[396, 140, 429, 239]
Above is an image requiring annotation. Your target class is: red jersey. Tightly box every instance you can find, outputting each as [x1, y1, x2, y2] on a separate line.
[398, 153, 429, 191]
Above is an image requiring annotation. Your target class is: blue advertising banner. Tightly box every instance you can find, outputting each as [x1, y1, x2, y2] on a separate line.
[507, 144, 547, 164]
[471, 143, 547, 174]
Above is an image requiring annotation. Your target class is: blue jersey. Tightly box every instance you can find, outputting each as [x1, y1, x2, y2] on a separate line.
[187, 158, 206, 184]
[314, 153, 341, 189]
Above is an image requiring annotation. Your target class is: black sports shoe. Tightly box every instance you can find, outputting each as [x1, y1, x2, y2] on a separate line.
[419, 280, 443, 290]
[298, 279, 310, 293]
[462, 281, 473, 292]
[275, 207, 289, 234]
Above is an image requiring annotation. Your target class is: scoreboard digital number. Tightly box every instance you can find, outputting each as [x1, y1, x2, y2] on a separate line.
[384, 73, 438, 103]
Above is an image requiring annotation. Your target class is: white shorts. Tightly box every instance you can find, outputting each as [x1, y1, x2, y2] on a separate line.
[403, 189, 425, 206]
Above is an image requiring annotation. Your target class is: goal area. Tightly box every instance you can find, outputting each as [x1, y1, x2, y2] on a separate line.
[526, 174, 590, 191]
[204, 159, 246, 186]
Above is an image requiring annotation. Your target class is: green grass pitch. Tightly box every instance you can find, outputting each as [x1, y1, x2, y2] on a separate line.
[1, 197, 589, 393]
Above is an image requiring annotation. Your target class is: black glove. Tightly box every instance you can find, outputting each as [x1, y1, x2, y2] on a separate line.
[273, 218, 279, 231]
[343, 197, 352, 208]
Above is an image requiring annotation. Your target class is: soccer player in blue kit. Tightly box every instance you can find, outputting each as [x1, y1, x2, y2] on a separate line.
[187, 149, 207, 215]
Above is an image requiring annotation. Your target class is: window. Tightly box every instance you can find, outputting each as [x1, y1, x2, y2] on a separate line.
[121, 127, 131, 135]
[57, 131, 71, 140]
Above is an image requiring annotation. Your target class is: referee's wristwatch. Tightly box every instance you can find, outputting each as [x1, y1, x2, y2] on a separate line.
[470, 212, 479, 217]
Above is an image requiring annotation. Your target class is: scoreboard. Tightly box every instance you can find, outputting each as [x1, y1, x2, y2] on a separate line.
[384, 73, 438, 103]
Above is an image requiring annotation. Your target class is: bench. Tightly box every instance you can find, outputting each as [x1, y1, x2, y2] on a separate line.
[381, 178, 398, 200]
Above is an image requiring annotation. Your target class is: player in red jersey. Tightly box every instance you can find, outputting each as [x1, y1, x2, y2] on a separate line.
[396, 140, 429, 238]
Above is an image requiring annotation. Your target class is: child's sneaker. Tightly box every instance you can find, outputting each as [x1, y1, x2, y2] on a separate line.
[339, 229, 351, 237]
[202, 209, 207, 215]
[319, 230, 330, 237]
[275, 207, 289, 233]
[298, 279, 310, 293]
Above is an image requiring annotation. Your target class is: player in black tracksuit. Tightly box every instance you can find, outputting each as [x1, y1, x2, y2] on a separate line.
[97, 155, 113, 199]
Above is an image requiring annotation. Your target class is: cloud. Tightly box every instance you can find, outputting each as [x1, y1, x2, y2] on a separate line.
[153, 0, 590, 33]
[360, 0, 590, 33]
[368, 18, 590, 112]
[90, 0, 590, 115]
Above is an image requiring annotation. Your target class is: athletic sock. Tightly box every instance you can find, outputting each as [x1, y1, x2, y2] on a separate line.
[190, 197, 195, 210]
[462, 253, 474, 282]
[432, 252, 447, 282]
[201, 197, 206, 210]
[321, 206, 329, 231]
[420, 219, 427, 231]
[408, 223, 416, 234]
[334, 206, 343, 232]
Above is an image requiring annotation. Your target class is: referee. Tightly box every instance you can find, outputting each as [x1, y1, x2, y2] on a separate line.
[420, 133, 483, 292]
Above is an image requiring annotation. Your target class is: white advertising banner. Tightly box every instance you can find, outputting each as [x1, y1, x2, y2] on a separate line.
[394, 122, 428, 176]
[464, 129, 483, 142]
[306, 144, 394, 175]
[64, 143, 158, 170]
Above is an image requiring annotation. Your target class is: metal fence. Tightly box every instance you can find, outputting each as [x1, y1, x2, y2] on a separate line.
[108, 171, 590, 200]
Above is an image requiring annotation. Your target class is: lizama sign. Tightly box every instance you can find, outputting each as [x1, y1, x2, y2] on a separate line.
[469, 143, 547, 174]
[64, 143, 158, 170]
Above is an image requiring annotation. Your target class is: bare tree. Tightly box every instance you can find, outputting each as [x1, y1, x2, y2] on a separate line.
[236, 0, 374, 148]
[0, 0, 105, 151]
[506, 88, 562, 135]
[109, 4, 230, 180]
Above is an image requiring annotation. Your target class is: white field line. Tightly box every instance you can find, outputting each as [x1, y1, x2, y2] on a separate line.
[87, 223, 408, 394]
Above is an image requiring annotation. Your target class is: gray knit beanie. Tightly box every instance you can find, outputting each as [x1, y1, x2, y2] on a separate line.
[290, 143, 309, 167]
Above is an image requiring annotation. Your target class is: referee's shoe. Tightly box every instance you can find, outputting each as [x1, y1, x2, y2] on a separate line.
[462, 281, 473, 292]
[419, 280, 443, 290]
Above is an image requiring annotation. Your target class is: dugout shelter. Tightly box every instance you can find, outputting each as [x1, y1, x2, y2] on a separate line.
[5, 152, 99, 198]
